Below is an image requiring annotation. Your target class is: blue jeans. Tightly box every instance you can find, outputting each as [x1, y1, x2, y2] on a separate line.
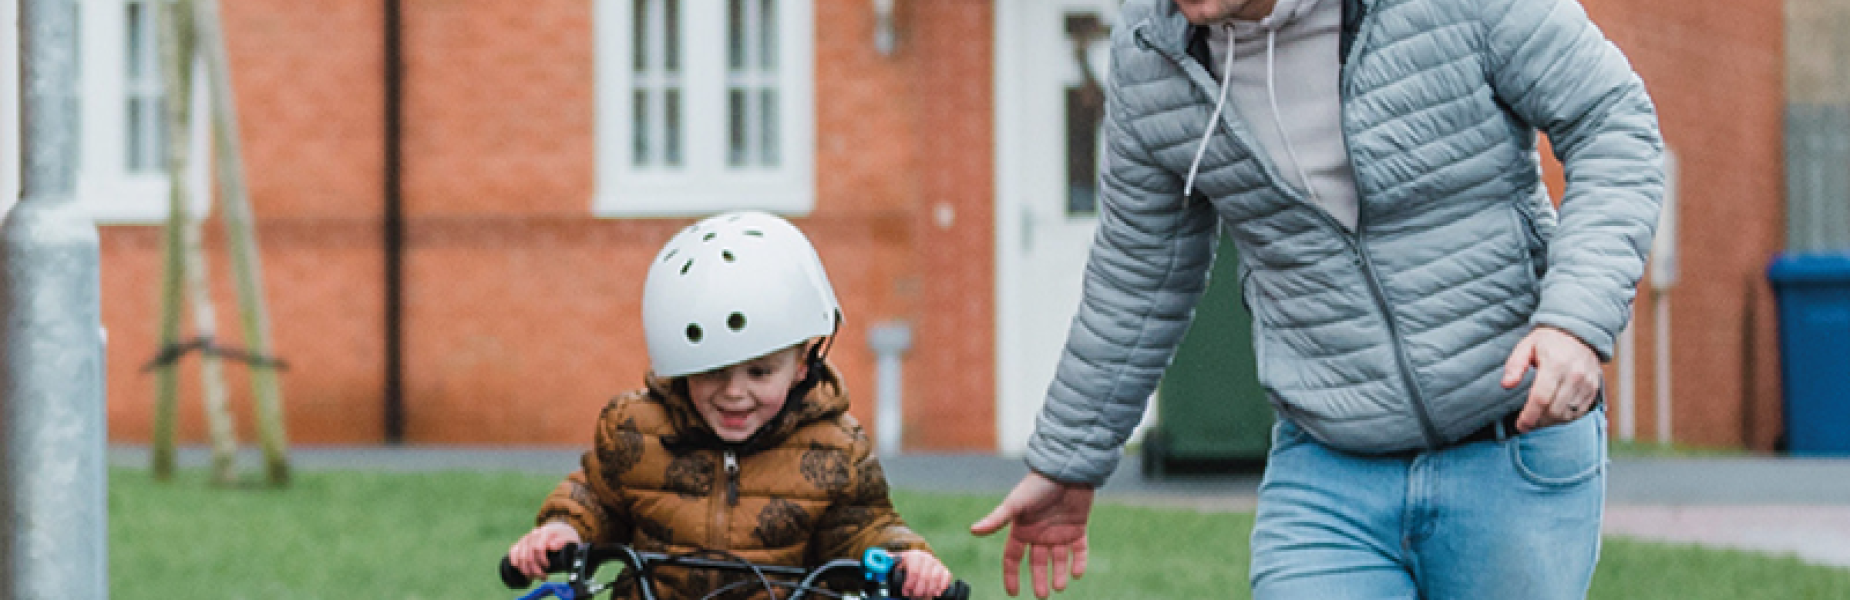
[1249, 409, 1606, 599]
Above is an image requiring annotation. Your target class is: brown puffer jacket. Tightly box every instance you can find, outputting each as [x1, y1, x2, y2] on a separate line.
[535, 364, 931, 599]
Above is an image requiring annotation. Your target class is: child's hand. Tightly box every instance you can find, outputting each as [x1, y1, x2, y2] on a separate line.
[895, 550, 952, 599]
[507, 521, 583, 581]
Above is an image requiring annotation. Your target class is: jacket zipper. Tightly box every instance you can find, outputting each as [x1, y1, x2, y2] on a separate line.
[1141, 14, 1445, 448]
[723, 450, 739, 506]
[708, 449, 739, 553]
[1352, 231, 1443, 446]
[1333, 14, 1442, 448]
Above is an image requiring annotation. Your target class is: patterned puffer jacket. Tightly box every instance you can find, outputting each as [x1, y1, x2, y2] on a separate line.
[535, 364, 930, 599]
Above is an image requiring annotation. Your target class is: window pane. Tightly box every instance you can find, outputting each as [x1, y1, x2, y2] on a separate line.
[665, 88, 681, 166]
[126, 3, 144, 79]
[759, 0, 777, 70]
[126, 101, 143, 171]
[632, 0, 648, 71]
[125, 1, 165, 174]
[1064, 13, 1108, 216]
[632, 90, 651, 166]
[760, 89, 778, 167]
[664, 0, 679, 72]
[727, 0, 743, 71]
[728, 90, 744, 166]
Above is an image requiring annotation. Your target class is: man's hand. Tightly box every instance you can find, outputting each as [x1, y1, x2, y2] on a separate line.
[969, 471, 1095, 598]
[1502, 325, 1602, 433]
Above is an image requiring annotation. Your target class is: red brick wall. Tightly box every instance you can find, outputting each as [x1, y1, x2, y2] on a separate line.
[1579, 0, 1786, 450]
[101, 0, 996, 452]
[96, 0, 1786, 453]
[883, 0, 996, 450]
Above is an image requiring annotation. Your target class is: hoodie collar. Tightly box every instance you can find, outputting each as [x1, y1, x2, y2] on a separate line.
[1137, 0, 1359, 54]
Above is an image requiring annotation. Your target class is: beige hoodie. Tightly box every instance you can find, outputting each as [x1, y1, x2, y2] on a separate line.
[1205, 0, 1359, 230]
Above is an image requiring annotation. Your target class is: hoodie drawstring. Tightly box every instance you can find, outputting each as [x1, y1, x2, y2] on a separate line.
[1184, 18, 1324, 207]
[1181, 24, 1239, 202]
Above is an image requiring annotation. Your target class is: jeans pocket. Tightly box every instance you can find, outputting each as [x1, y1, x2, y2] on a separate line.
[1508, 411, 1605, 487]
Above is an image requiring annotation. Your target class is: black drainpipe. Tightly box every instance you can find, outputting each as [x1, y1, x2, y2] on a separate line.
[383, 0, 406, 443]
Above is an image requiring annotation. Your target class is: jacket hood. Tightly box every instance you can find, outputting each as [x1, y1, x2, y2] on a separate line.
[645, 361, 850, 455]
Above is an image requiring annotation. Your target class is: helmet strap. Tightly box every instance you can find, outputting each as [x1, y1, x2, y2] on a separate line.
[812, 310, 842, 365]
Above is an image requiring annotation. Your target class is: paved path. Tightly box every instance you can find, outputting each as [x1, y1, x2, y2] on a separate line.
[110, 445, 1850, 570]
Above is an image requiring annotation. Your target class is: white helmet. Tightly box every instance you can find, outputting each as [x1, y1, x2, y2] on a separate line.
[642, 211, 842, 378]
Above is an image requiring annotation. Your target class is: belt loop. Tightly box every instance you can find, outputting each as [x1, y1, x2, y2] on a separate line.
[1493, 413, 1511, 442]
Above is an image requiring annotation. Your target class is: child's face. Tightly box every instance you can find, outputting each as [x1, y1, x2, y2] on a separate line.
[684, 345, 809, 442]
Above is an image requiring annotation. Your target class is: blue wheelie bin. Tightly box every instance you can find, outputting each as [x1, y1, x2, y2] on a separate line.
[1767, 252, 1850, 456]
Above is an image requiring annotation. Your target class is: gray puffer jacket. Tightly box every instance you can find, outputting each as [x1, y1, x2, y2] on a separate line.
[1026, 0, 1662, 485]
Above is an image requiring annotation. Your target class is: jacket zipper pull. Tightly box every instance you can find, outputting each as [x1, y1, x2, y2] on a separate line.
[724, 450, 739, 506]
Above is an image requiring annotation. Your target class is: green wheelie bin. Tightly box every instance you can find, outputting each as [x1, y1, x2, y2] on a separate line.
[1141, 233, 1273, 477]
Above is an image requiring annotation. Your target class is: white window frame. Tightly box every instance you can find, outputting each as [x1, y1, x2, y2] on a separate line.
[75, 0, 209, 225]
[593, 0, 815, 217]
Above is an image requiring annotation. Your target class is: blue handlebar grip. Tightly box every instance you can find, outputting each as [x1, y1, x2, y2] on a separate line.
[516, 582, 577, 600]
[862, 547, 897, 584]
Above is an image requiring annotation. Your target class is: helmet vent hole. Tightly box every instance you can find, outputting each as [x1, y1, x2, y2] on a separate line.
[680, 259, 693, 275]
[685, 324, 704, 343]
[703, 232, 717, 242]
[721, 250, 735, 262]
[661, 249, 678, 263]
[727, 312, 747, 332]
[743, 229, 763, 237]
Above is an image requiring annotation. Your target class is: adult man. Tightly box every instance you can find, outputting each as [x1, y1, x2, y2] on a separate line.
[971, 0, 1661, 597]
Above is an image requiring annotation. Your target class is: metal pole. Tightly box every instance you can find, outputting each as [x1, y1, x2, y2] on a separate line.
[383, 0, 405, 444]
[869, 321, 912, 456]
[2, 0, 109, 597]
[3, 0, 18, 217]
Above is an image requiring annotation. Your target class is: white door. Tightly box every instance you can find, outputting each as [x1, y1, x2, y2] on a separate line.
[995, 0, 1146, 455]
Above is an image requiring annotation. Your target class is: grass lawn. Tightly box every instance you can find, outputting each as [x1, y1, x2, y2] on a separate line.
[109, 467, 1850, 599]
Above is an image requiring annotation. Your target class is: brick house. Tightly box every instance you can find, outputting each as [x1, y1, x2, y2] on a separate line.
[0, 0, 1800, 453]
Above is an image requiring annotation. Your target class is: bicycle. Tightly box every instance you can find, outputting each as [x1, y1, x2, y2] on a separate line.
[499, 543, 972, 600]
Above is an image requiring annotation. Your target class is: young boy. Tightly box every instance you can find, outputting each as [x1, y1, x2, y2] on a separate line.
[507, 211, 953, 599]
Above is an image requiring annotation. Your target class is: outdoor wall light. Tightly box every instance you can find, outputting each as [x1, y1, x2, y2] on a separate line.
[873, 0, 897, 56]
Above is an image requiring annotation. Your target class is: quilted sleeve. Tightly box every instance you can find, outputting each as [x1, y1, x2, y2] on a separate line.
[535, 402, 636, 543]
[1023, 21, 1221, 486]
[1482, 0, 1664, 359]
[535, 468, 622, 543]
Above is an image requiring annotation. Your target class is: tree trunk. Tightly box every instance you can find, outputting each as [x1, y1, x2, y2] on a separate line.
[197, 0, 291, 485]
[154, 0, 242, 485]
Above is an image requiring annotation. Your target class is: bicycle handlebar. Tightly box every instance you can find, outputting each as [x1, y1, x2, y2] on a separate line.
[499, 544, 969, 600]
